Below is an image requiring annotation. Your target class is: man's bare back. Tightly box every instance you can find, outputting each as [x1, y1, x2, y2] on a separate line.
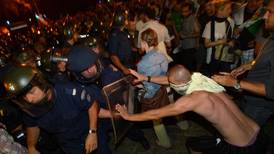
[191, 92, 259, 146]
[116, 91, 259, 147]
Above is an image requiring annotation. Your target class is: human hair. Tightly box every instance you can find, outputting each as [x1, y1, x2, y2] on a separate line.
[182, 2, 193, 12]
[213, 0, 231, 10]
[141, 28, 158, 47]
[128, 10, 136, 22]
[141, 7, 156, 20]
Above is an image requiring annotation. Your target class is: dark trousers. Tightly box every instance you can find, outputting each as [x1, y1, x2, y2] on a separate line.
[96, 120, 113, 154]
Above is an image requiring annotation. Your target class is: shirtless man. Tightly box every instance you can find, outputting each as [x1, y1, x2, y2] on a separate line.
[130, 64, 225, 95]
[116, 65, 268, 153]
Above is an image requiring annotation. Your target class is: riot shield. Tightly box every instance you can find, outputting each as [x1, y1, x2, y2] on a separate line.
[102, 75, 137, 144]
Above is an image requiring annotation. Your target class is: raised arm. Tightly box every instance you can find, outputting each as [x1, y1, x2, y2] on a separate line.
[129, 69, 169, 85]
[212, 73, 266, 97]
[110, 55, 130, 75]
[116, 93, 195, 121]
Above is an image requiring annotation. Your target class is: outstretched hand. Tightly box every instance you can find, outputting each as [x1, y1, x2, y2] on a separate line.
[230, 63, 252, 78]
[129, 69, 146, 84]
[211, 72, 236, 87]
[115, 104, 130, 120]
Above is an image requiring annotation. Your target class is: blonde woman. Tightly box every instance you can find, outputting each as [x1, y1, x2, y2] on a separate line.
[137, 28, 171, 148]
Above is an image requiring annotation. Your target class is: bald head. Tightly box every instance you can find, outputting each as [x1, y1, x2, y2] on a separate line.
[168, 65, 191, 84]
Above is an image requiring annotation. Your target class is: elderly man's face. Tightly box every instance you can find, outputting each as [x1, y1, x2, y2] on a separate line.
[168, 76, 191, 95]
[168, 76, 185, 85]
[264, 1, 274, 31]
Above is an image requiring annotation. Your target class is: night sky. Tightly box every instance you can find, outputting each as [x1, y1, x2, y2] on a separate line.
[38, 0, 96, 19]
[0, 0, 96, 22]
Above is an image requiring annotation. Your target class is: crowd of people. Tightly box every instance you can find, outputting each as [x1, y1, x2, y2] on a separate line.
[0, 0, 274, 153]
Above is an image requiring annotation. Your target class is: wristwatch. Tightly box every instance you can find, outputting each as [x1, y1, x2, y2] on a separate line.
[233, 79, 241, 90]
[147, 76, 151, 82]
[88, 129, 97, 134]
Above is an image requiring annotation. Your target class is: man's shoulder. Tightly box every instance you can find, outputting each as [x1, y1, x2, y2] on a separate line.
[227, 17, 235, 26]
[54, 82, 78, 90]
[150, 50, 167, 59]
[140, 51, 167, 65]
[54, 82, 97, 98]
[110, 28, 122, 36]
[185, 14, 196, 22]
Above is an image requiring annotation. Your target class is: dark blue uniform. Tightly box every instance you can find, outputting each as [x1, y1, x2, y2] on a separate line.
[82, 65, 123, 154]
[24, 82, 99, 154]
[108, 27, 134, 68]
[69, 63, 123, 154]
[100, 66, 123, 88]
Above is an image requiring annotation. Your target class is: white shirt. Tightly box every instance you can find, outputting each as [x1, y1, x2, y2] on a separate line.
[202, 17, 235, 63]
[136, 20, 144, 32]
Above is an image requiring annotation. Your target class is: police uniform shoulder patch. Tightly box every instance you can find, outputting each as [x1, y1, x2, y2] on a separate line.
[80, 89, 86, 101]
[72, 88, 77, 96]
[86, 94, 91, 102]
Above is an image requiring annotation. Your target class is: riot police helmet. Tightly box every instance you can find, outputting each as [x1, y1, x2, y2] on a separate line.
[66, 46, 103, 84]
[2, 66, 54, 117]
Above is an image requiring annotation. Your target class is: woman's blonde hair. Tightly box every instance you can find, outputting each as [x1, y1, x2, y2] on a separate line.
[141, 28, 158, 47]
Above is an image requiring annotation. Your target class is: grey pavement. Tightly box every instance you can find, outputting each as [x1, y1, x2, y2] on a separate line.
[111, 117, 274, 154]
[112, 120, 210, 154]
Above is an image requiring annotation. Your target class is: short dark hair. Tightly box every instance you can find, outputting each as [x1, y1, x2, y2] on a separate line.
[141, 7, 156, 19]
[213, 0, 231, 10]
[128, 10, 136, 22]
[182, 2, 193, 11]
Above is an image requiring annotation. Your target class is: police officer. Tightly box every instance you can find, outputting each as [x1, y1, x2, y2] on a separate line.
[62, 24, 80, 48]
[0, 53, 12, 81]
[66, 46, 115, 154]
[66, 46, 150, 152]
[0, 53, 27, 148]
[2, 66, 100, 154]
[108, 11, 135, 75]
